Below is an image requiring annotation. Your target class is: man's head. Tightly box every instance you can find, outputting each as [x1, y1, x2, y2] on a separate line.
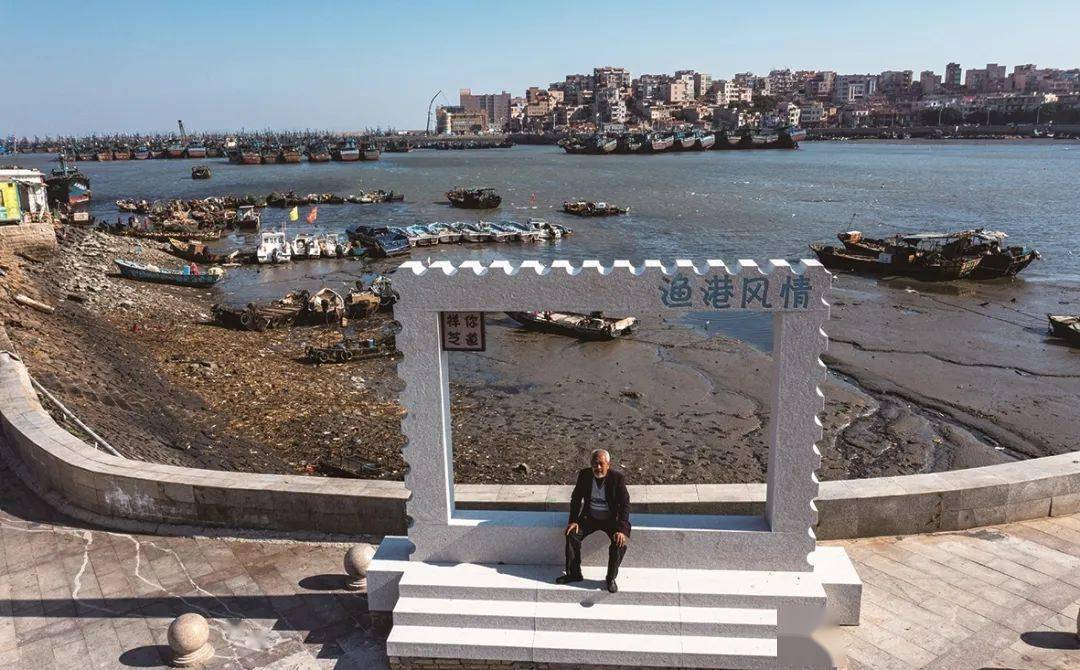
[590, 449, 611, 479]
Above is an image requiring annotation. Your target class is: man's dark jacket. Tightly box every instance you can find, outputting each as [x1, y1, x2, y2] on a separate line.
[568, 468, 631, 536]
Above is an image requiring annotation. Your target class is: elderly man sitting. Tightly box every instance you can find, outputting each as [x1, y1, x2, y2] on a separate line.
[556, 449, 631, 593]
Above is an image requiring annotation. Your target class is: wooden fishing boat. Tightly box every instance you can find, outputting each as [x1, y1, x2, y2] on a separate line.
[133, 145, 151, 160]
[839, 230, 1040, 279]
[361, 143, 381, 161]
[112, 147, 132, 160]
[447, 187, 501, 209]
[307, 142, 331, 162]
[279, 146, 302, 163]
[506, 311, 637, 340]
[810, 243, 982, 281]
[185, 141, 208, 158]
[563, 201, 630, 217]
[335, 139, 361, 161]
[114, 258, 224, 286]
[1047, 315, 1080, 346]
[261, 146, 280, 164]
[191, 165, 212, 180]
[96, 150, 113, 161]
[239, 146, 262, 165]
[167, 238, 240, 265]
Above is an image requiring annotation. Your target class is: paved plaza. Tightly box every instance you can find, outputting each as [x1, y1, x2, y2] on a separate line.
[1, 456, 1080, 669]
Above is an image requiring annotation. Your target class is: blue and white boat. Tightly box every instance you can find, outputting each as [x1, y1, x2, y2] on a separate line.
[405, 224, 439, 246]
[346, 224, 411, 257]
[114, 259, 224, 287]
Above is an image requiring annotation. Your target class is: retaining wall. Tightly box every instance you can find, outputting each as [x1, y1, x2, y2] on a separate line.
[1, 352, 1077, 540]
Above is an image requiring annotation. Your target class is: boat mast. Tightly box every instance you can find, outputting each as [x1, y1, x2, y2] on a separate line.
[177, 119, 187, 145]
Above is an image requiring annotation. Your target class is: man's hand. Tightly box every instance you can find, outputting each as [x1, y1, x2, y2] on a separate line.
[565, 522, 580, 536]
[613, 531, 628, 548]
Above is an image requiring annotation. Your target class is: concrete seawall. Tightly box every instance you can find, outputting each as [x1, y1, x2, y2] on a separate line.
[1, 351, 1077, 540]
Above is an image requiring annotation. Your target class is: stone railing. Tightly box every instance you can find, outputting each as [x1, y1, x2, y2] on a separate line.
[1, 352, 1077, 540]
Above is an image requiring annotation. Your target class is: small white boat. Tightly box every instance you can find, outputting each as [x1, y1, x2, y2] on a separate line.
[292, 233, 322, 259]
[479, 221, 514, 242]
[256, 231, 292, 264]
[451, 221, 491, 243]
[427, 222, 461, 244]
[319, 233, 347, 257]
[499, 220, 539, 242]
[405, 224, 439, 246]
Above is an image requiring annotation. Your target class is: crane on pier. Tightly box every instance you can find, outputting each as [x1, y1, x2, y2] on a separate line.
[426, 90, 442, 136]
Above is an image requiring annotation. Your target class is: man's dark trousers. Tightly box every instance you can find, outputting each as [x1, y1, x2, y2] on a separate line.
[564, 515, 627, 581]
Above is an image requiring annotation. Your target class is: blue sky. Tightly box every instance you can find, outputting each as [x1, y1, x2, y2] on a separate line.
[5, 0, 1079, 136]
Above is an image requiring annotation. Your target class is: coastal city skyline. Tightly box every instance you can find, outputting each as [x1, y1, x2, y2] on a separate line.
[6, 0, 1080, 135]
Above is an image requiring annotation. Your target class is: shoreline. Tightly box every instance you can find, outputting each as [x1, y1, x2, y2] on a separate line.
[1, 229, 1076, 486]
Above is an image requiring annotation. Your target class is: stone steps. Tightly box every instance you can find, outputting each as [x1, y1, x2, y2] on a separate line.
[386, 561, 829, 668]
[387, 625, 780, 668]
[395, 561, 825, 608]
[393, 596, 778, 637]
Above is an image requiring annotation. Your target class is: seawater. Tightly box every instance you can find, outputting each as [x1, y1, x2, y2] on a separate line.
[16, 140, 1080, 309]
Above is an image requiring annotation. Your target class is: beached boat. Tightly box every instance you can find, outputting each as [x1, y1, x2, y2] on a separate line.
[563, 200, 629, 217]
[307, 142, 331, 162]
[191, 165, 212, 180]
[810, 243, 981, 281]
[426, 222, 461, 244]
[291, 233, 322, 258]
[506, 311, 637, 340]
[450, 221, 492, 243]
[45, 159, 92, 207]
[256, 231, 292, 264]
[524, 218, 570, 240]
[499, 220, 540, 242]
[488, 221, 521, 241]
[318, 233, 348, 257]
[335, 139, 361, 161]
[346, 224, 411, 257]
[479, 221, 515, 242]
[167, 238, 239, 265]
[114, 258, 224, 286]
[405, 224, 439, 246]
[1047, 315, 1080, 347]
[231, 204, 261, 230]
[447, 187, 501, 209]
[838, 230, 1039, 279]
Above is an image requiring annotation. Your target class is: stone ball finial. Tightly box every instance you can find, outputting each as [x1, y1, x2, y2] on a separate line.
[344, 543, 376, 591]
[167, 612, 214, 667]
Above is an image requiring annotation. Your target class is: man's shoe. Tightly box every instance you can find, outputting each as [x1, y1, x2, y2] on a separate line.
[606, 579, 618, 593]
[556, 574, 583, 585]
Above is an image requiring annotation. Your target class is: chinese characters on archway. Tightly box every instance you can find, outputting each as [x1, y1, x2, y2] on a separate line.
[441, 312, 486, 351]
[660, 273, 813, 309]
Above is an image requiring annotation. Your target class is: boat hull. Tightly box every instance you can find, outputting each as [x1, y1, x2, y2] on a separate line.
[114, 259, 222, 286]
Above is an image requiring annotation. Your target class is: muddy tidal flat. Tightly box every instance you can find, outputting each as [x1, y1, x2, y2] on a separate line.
[1, 228, 1077, 486]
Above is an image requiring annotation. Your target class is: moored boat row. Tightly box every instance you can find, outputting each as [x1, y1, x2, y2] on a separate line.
[560, 127, 802, 155]
[346, 219, 571, 257]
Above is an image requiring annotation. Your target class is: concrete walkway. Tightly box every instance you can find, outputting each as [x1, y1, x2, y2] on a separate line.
[2, 456, 1080, 669]
[0, 460, 390, 670]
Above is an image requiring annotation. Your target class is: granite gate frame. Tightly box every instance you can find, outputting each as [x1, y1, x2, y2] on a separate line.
[393, 258, 831, 573]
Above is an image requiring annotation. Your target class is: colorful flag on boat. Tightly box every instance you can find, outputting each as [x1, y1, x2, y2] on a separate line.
[288, 206, 299, 221]
[306, 206, 318, 224]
